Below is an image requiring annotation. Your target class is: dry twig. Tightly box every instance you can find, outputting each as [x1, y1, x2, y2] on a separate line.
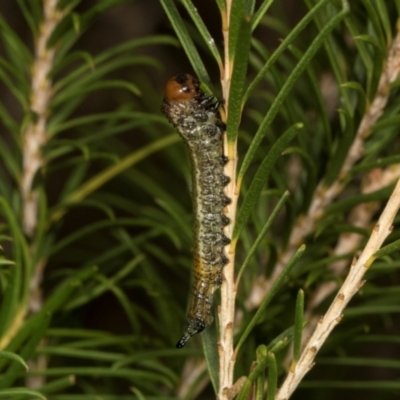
[218, 0, 238, 396]
[22, 0, 65, 237]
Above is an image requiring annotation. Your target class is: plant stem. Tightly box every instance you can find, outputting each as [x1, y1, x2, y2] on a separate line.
[22, 0, 64, 237]
[218, 0, 239, 398]
[20, 0, 65, 389]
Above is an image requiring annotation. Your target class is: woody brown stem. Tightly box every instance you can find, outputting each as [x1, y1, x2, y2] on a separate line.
[22, 0, 64, 237]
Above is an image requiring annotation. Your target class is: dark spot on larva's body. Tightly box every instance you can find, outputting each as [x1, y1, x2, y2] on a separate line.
[223, 195, 231, 206]
[161, 73, 231, 348]
[220, 155, 229, 165]
[193, 112, 209, 122]
[221, 235, 231, 245]
[221, 214, 230, 226]
[221, 254, 229, 265]
[204, 125, 220, 137]
[178, 117, 196, 131]
[221, 175, 230, 186]
[218, 121, 227, 131]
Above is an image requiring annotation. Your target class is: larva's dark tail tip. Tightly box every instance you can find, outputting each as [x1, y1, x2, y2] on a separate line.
[176, 333, 191, 349]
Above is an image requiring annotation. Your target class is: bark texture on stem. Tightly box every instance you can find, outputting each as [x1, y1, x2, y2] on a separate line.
[21, 1, 65, 389]
[22, 0, 64, 237]
[218, 0, 239, 397]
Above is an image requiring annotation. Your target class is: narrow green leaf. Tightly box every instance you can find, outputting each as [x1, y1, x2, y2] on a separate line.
[236, 191, 290, 285]
[238, 345, 270, 400]
[114, 349, 201, 370]
[288, 44, 332, 147]
[372, 238, 400, 260]
[229, 0, 247, 58]
[180, 0, 222, 66]
[345, 305, 400, 316]
[326, 186, 392, 216]
[251, 0, 274, 32]
[50, 134, 179, 223]
[0, 351, 28, 371]
[0, 388, 46, 399]
[39, 376, 76, 394]
[28, 367, 173, 388]
[323, 109, 354, 186]
[239, 1, 349, 180]
[38, 346, 124, 362]
[54, 56, 158, 103]
[54, 35, 176, 85]
[52, 80, 141, 107]
[0, 135, 20, 182]
[244, 0, 331, 104]
[361, 0, 386, 50]
[64, 255, 144, 310]
[131, 387, 146, 400]
[266, 352, 277, 400]
[0, 197, 31, 335]
[0, 67, 28, 110]
[159, 0, 212, 91]
[344, 22, 374, 96]
[0, 14, 32, 74]
[341, 81, 367, 114]
[351, 155, 400, 173]
[301, 380, 400, 390]
[0, 99, 19, 135]
[16, 0, 39, 35]
[227, 5, 252, 142]
[317, 356, 400, 368]
[233, 123, 301, 241]
[49, 111, 164, 136]
[293, 289, 304, 363]
[201, 322, 219, 394]
[255, 346, 266, 400]
[0, 268, 96, 374]
[0, 313, 51, 389]
[235, 245, 305, 353]
[373, 0, 392, 43]
[156, 198, 191, 239]
[354, 34, 380, 49]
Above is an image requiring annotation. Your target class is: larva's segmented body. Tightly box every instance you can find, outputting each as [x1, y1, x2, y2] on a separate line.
[161, 74, 230, 348]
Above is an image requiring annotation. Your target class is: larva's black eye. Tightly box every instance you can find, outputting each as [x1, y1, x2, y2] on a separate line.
[164, 73, 198, 101]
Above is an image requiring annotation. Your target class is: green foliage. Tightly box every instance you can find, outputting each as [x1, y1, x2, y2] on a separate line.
[0, 0, 400, 399]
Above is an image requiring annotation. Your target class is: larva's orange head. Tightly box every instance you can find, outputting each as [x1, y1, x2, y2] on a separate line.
[164, 74, 199, 102]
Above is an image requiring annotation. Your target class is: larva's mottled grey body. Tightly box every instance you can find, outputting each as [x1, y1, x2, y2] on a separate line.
[161, 74, 230, 348]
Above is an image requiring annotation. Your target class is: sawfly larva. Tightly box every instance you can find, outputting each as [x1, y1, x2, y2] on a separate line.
[161, 74, 231, 348]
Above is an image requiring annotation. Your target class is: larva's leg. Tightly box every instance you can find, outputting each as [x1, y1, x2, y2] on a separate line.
[221, 235, 231, 245]
[210, 98, 224, 111]
[221, 174, 230, 186]
[223, 195, 231, 206]
[219, 155, 229, 165]
[221, 213, 230, 226]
